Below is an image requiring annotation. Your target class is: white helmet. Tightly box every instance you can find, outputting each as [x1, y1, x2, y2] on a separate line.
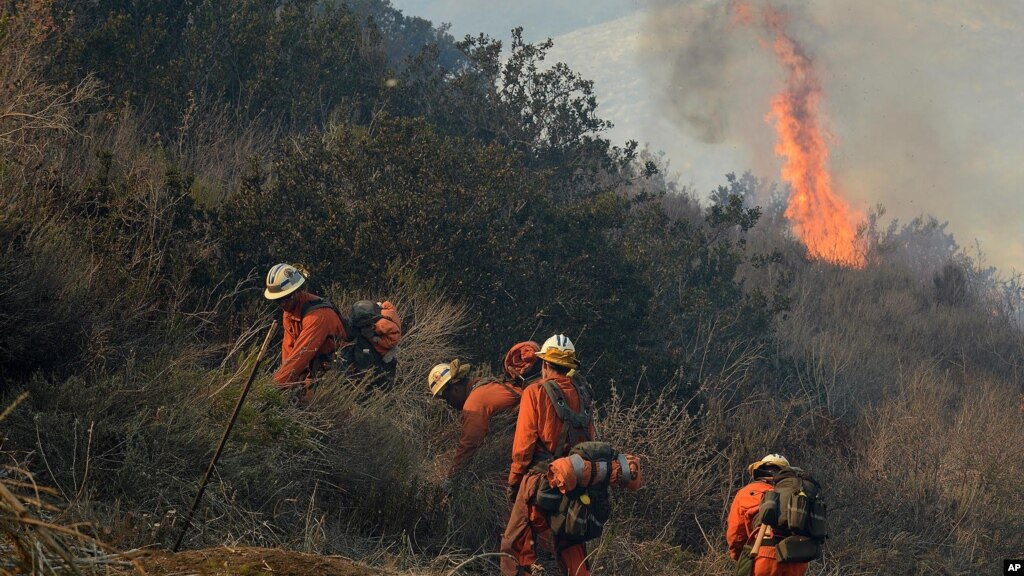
[264, 263, 305, 300]
[428, 359, 471, 397]
[536, 334, 579, 370]
[428, 363, 454, 397]
[747, 453, 790, 475]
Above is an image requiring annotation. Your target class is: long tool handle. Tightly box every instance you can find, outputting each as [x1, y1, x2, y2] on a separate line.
[172, 320, 278, 552]
[749, 522, 769, 557]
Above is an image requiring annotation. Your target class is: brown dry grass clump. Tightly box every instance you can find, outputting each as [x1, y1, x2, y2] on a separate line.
[0, 394, 143, 575]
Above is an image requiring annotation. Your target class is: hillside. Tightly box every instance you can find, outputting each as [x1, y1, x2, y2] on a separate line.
[2, 1, 1023, 575]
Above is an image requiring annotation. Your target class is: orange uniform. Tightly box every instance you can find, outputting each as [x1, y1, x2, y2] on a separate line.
[449, 380, 521, 476]
[726, 481, 809, 576]
[274, 292, 347, 388]
[501, 376, 595, 576]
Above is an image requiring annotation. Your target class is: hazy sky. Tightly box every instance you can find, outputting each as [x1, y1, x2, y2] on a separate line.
[389, 1, 1024, 274]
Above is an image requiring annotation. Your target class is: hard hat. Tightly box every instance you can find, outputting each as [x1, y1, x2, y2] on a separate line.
[536, 334, 579, 370]
[428, 359, 472, 397]
[264, 263, 306, 300]
[747, 453, 790, 475]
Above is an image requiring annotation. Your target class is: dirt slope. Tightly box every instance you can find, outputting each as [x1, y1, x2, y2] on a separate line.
[137, 547, 389, 575]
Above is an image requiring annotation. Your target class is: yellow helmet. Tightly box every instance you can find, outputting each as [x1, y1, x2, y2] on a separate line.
[428, 359, 471, 397]
[264, 263, 305, 300]
[536, 334, 579, 370]
[747, 453, 790, 476]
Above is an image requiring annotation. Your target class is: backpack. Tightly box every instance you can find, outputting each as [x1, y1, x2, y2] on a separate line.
[547, 441, 628, 542]
[350, 300, 383, 333]
[529, 378, 608, 543]
[343, 300, 401, 376]
[754, 467, 829, 563]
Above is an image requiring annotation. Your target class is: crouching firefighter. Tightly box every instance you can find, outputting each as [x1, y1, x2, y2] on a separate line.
[428, 341, 543, 481]
[429, 358, 523, 480]
[727, 454, 829, 576]
[500, 334, 595, 576]
[264, 263, 347, 402]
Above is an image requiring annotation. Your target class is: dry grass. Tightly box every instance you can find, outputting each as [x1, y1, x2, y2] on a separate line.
[0, 1, 99, 161]
[9, 253, 1022, 575]
[0, 395, 144, 575]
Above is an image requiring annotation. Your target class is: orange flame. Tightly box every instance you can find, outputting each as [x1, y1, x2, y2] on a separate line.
[735, 3, 865, 267]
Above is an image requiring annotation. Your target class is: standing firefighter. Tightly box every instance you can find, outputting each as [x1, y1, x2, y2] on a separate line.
[264, 264, 346, 401]
[727, 454, 827, 576]
[500, 334, 594, 576]
[429, 341, 541, 480]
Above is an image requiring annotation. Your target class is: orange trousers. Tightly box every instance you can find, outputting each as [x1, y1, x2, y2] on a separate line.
[750, 546, 808, 576]
[500, 474, 590, 576]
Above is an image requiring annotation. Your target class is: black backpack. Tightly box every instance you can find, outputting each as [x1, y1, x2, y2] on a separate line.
[546, 441, 633, 543]
[344, 300, 392, 373]
[302, 298, 394, 380]
[349, 300, 383, 337]
[530, 378, 613, 543]
[755, 467, 829, 562]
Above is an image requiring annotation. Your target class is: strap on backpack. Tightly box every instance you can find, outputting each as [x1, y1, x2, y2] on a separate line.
[616, 453, 632, 486]
[301, 298, 351, 340]
[301, 297, 350, 344]
[541, 379, 593, 458]
[472, 378, 523, 397]
[300, 297, 330, 318]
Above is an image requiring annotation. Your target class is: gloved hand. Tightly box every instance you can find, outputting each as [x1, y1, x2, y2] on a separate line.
[506, 482, 519, 504]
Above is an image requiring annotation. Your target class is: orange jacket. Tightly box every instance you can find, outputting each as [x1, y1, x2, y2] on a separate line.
[274, 292, 347, 386]
[508, 376, 594, 487]
[450, 380, 521, 476]
[727, 480, 774, 560]
[371, 301, 401, 355]
[726, 480, 809, 576]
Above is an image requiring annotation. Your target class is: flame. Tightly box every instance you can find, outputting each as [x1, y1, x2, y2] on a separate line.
[734, 3, 865, 267]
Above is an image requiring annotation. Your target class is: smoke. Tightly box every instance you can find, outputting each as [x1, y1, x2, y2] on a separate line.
[644, 0, 1024, 272]
[652, 3, 735, 143]
[643, 2, 767, 145]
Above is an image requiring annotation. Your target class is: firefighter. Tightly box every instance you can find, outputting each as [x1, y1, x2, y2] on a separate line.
[726, 454, 809, 576]
[429, 358, 522, 478]
[500, 334, 594, 576]
[430, 341, 542, 479]
[264, 263, 346, 400]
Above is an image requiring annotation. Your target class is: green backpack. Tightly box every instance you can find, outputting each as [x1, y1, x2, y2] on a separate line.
[755, 467, 829, 563]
